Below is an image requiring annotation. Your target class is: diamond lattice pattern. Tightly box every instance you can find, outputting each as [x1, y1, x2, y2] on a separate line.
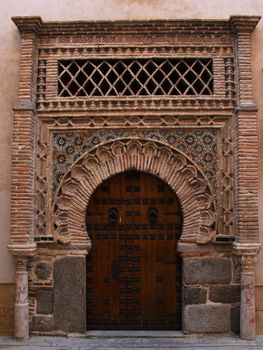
[58, 58, 213, 97]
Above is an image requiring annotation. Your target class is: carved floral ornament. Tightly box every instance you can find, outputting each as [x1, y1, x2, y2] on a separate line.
[53, 138, 216, 245]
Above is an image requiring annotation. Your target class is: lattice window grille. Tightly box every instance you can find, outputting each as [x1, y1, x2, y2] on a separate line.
[58, 58, 213, 97]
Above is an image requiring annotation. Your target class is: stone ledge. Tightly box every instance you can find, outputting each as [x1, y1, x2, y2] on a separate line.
[13, 101, 36, 112]
[8, 243, 37, 257]
[177, 242, 232, 255]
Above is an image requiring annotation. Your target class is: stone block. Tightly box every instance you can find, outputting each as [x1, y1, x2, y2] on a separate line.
[36, 289, 53, 314]
[184, 304, 230, 333]
[209, 285, 240, 303]
[35, 261, 52, 280]
[31, 315, 53, 332]
[184, 287, 207, 305]
[184, 257, 232, 285]
[231, 305, 240, 334]
[53, 256, 86, 333]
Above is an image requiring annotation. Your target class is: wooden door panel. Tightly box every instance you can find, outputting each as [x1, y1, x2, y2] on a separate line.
[86, 171, 182, 329]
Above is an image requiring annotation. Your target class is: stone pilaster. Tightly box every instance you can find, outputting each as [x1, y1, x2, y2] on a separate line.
[234, 242, 261, 340]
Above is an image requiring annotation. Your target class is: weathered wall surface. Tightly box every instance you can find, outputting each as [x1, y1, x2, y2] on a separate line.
[0, 0, 263, 334]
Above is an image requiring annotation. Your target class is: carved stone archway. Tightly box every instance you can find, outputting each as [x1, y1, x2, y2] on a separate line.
[54, 138, 216, 245]
[9, 16, 261, 340]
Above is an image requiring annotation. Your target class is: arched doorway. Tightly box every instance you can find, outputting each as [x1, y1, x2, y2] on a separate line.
[86, 170, 182, 330]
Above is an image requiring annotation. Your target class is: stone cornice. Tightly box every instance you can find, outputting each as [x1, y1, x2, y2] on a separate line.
[40, 19, 231, 35]
[11, 16, 260, 37]
[13, 101, 36, 113]
[236, 103, 258, 112]
[230, 15, 261, 32]
[12, 16, 42, 34]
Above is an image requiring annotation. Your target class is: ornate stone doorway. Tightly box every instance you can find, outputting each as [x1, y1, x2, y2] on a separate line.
[86, 171, 182, 330]
[8, 16, 261, 340]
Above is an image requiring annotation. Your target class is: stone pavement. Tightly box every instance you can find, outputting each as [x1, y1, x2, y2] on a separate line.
[0, 332, 263, 350]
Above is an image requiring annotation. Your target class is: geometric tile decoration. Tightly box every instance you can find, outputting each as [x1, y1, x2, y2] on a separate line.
[53, 128, 217, 192]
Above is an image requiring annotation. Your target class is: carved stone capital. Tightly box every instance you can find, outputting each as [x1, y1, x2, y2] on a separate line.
[240, 255, 258, 272]
[16, 257, 29, 272]
[233, 242, 261, 272]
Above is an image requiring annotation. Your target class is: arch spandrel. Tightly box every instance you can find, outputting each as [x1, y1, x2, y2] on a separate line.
[53, 138, 216, 245]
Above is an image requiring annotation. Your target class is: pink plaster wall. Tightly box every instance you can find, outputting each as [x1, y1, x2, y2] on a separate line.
[0, 0, 263, 325]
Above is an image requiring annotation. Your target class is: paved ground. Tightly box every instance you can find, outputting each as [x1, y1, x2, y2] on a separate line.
[0, 332, 263, 350]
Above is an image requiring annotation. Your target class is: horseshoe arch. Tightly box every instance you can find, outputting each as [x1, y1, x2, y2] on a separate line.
[53, 138, 216, 245]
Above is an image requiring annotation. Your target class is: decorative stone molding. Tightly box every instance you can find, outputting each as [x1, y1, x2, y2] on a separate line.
[9, 15, 261, 339]
[53, 138, 216, 245]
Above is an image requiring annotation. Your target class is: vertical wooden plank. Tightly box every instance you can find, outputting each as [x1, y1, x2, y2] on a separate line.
[86, 171, 182, 329]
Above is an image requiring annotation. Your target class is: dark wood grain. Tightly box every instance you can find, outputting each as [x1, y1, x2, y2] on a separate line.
[86, 171, 182, 329]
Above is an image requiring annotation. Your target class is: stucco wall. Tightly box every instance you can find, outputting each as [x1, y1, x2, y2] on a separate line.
[1, 0, 263, 333]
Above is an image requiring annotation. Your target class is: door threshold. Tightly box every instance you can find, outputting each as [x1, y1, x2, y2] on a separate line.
[68, 331, 190, 338]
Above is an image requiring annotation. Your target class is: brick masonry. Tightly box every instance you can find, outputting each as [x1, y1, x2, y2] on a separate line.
[9, 16, 261, 339]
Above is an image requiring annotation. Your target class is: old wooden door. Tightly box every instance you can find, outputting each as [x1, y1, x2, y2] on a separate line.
[86, 171, 182, 330]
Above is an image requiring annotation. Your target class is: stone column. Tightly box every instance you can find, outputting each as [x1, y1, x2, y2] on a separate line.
[8, 243, 36, 340]
[14, 257, 29, 340]
[234, 242, 261, 340]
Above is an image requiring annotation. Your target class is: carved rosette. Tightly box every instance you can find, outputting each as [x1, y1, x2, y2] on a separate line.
[53, 138, 216, 245]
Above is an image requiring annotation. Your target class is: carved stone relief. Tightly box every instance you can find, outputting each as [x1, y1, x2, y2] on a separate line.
[53, 138, 216, 245]
[9, 16, 261, 339]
